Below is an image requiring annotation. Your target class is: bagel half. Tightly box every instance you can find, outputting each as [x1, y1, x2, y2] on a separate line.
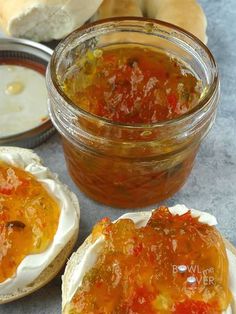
[0, 235, 78, 304]
[62, 208, 236, 313]
[0, 147, 80, 303]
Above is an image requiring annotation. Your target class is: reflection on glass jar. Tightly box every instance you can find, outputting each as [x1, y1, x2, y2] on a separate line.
[47, 18, 220, 208]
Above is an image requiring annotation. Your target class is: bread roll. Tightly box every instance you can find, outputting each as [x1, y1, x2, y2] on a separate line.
[0, 0, 103, 42]
[144, 0, 207, 44]
[94, 0, 207, 44]
[94, 0, 142, 19]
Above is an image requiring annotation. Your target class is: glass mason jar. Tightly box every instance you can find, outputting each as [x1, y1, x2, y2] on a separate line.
[46, 18, 219, 208]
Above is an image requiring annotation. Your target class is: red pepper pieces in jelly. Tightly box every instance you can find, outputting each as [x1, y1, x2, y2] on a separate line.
[63, 46, 202, 124]
[69, 206, 232, 313]
[174, 300, 218, 314]
[0, 161, 60, 283]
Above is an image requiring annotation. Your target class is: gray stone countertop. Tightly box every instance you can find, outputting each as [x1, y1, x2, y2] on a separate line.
[0, 0, 236, 313]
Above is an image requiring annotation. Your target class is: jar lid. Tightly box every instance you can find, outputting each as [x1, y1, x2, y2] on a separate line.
[0, 37, 54, 148]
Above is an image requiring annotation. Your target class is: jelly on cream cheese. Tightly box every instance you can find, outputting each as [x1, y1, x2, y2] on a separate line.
[66, 205, 235, 314]
[0, 149, 80, 295]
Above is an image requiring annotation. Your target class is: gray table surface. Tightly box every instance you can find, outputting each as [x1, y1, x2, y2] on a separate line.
[1, 0, 236, 313]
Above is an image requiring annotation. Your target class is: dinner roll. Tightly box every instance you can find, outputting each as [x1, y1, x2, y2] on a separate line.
[0, 0, 103, 42]
[94, 0, 207, 44]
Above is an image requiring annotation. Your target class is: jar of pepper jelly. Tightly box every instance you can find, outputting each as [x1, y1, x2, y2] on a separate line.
[47, 18, 219, 208]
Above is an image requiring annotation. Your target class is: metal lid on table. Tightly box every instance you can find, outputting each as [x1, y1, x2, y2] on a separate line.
[0, 37, 55, 148]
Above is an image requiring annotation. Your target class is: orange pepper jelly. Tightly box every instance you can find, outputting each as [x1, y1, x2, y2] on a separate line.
[59, 46, 205, 208]
[0, 161, 60, 283]
[63, 46, 202, 124]
[70, 207, 231, 314]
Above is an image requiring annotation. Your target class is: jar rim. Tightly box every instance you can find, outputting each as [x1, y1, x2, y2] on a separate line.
[49, 17, 219, 129]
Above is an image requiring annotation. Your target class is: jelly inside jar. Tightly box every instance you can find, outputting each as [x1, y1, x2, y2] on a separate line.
[62, 46, 202, 124]
[69, 207, 232, 314]
[0, 161, 60, 283]
[59, 45, 205, 208]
